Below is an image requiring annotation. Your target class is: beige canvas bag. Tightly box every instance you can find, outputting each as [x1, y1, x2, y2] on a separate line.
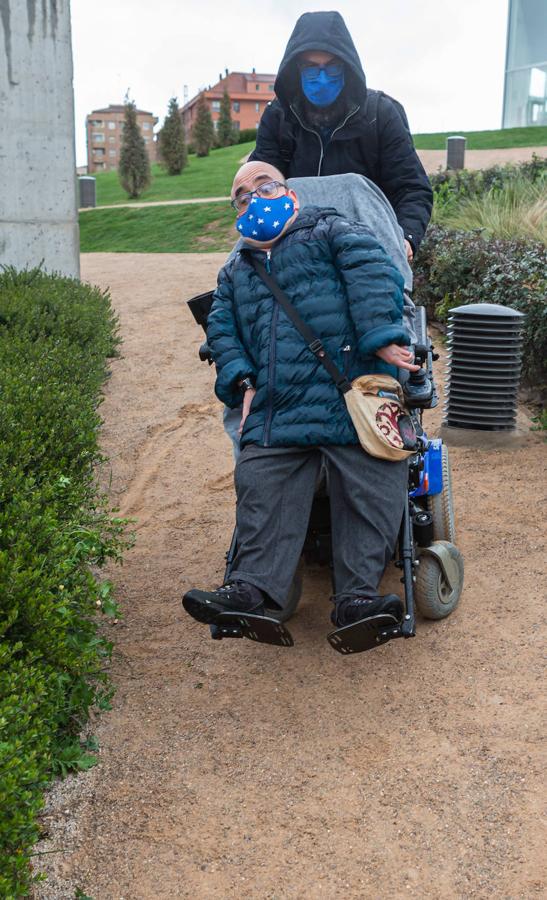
[250, 258, 416, 462]
[344, 374, 415, 461]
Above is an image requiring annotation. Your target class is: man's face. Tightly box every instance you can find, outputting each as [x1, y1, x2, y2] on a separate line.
[300, 50, 338, 67]
[231, 162, 299, 247]
[233, 171, 288, 216]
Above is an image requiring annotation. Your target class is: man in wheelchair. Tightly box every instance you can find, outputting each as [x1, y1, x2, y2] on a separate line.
[183, 161, 426, 647]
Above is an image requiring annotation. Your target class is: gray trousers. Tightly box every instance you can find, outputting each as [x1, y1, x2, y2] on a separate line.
[229, 445, 408, 609]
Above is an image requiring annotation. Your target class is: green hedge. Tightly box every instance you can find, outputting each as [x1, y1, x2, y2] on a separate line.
[413, 225, 547, 384]
[0, 267, 128, 897]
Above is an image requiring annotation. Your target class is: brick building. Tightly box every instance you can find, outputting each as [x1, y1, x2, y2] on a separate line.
[86, 105, 158, 173]
[181, 70, 276, 138]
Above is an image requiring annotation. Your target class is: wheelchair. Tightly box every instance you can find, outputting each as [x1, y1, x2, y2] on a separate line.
[187, 290, 464, 655]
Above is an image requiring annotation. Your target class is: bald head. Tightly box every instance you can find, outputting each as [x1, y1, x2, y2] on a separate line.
[231, 161, 286, 200]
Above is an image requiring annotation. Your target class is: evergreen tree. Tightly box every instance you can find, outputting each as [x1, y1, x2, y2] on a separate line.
[217, 89, 236, 147]
[118, 97, 151, 199]
[159, 97, 187, 175]
[192, 93, 215, 157]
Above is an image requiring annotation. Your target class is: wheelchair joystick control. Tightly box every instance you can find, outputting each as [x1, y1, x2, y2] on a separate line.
[404, 368, 434, 407]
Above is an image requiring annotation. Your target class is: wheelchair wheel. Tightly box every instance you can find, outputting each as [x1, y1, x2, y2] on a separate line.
[267, 560, 303, 623]
[426, 444, 456, 543]
[415, 541, 464, 620]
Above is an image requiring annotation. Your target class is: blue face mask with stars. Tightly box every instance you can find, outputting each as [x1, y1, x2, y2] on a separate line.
[236, 194, 295, 242]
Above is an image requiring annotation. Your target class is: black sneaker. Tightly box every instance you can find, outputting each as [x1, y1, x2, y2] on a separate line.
[182, 581, 266, 625]
[331, 593, 403, 628]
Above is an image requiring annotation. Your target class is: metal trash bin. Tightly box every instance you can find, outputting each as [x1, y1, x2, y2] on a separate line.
[444, 303, 525, 432]
[446, 136, 466, 170]
[79, 176, 96, 208]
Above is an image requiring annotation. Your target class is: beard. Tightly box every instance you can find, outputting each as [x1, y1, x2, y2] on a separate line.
[298, 90, 353, 130]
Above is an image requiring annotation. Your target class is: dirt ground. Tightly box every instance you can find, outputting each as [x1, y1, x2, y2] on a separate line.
[34, 253, 545, 899]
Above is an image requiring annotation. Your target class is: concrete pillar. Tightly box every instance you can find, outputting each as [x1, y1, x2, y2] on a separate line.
[0, 0, 79, 278]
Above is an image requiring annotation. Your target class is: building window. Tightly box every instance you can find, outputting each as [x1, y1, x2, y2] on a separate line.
[89, 119, 103, 126]
[142, 122, 151, 130]
[93, 148, 105, 156]
[255, 83, 260, 91]
[269, 84, 274, 91]
[233, 120, 240, 130]
[255, 101, 260, 112]
[211, 100, 221, 111]
[92, 132, 105, 142]
[109, 136, 116, 143]
[233, 100, 240, 113]
[144, 137, 150, 143]
[108, 121, 116, 129]
[109, 150, 116, 157]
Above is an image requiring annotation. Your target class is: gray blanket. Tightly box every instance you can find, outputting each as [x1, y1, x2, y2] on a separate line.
[230, 172, 416, 341]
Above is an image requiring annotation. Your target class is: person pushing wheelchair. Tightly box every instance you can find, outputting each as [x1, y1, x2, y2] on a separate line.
[182, 161, 420, 637]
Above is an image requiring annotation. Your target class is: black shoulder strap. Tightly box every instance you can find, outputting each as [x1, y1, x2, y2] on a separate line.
[250, 257, 351, 395]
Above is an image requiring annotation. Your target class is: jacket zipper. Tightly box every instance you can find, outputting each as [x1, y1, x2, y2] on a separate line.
[290, 105, 324, 175]
[263, 249, 277, 447]
[330, 106, 360, 143]
[290, 104, 360, 176]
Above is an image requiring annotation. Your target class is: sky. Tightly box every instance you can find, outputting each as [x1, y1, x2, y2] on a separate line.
[71, 0, 509, 167]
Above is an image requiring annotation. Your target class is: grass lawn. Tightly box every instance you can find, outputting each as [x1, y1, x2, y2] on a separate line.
[79, 201, 238, 253]
[89, 128, 547, 208]
[413, 126, 547, 150]
[92, 142, 254, 206]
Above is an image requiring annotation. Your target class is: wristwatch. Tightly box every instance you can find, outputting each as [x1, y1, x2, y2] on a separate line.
[239, 377, 254, 394]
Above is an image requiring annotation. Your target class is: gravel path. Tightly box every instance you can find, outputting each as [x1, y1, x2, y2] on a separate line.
[34, 253, 546, 899]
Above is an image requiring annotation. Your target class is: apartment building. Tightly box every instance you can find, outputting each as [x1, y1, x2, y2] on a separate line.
[86, 105, 158, 173]
[181, 69, 276, 137]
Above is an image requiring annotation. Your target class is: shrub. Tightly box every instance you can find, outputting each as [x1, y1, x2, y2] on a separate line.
[430, 155, 547, 222]
[217, 90, 237, 147]
[119, 98, 151, 198]
[438, 177, 546, 245]
[192, 94, 215, 157]
[0, 267, 128, 896]
[158, 96, 188, 175]
[237, 128, 257, 145]
[414, 226, 547, 384]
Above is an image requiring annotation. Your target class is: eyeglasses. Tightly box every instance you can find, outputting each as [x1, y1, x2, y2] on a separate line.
[299, 62, 344, 81]
[231, 180, 287, 213]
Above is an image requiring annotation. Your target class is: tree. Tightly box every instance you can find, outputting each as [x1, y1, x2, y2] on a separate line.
[192, 93, 215, 157]
[118, 97, 151, 199]
[158, 97, 187, 175]
[217, 89, 236, 147]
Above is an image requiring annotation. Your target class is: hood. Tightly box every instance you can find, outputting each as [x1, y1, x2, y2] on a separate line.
[274, 11, 367, 112]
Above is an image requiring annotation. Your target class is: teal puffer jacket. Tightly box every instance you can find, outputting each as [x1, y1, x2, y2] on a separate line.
[207, 206, 409, 449]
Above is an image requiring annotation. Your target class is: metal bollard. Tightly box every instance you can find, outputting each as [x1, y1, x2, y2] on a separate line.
[79, 176, 96, 208]
[446, 136, 466, 170]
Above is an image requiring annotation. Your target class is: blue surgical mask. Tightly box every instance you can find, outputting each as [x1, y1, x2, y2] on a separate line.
[235, 193, 295, 242]
[300, 63, 345, 107]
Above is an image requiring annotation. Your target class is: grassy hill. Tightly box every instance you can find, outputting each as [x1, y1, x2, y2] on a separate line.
[413, 126, 547, 150]
[87, 127, 547, 208]
[90, 142, 253, 206]
[79, 202, 236, 253]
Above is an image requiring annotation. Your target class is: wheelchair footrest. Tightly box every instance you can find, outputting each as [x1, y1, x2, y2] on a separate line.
[210, 612, 294, 647]
[327, 613, 401, 654]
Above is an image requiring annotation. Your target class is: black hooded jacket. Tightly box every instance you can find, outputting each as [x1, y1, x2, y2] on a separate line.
[249, 11, 433, 252]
